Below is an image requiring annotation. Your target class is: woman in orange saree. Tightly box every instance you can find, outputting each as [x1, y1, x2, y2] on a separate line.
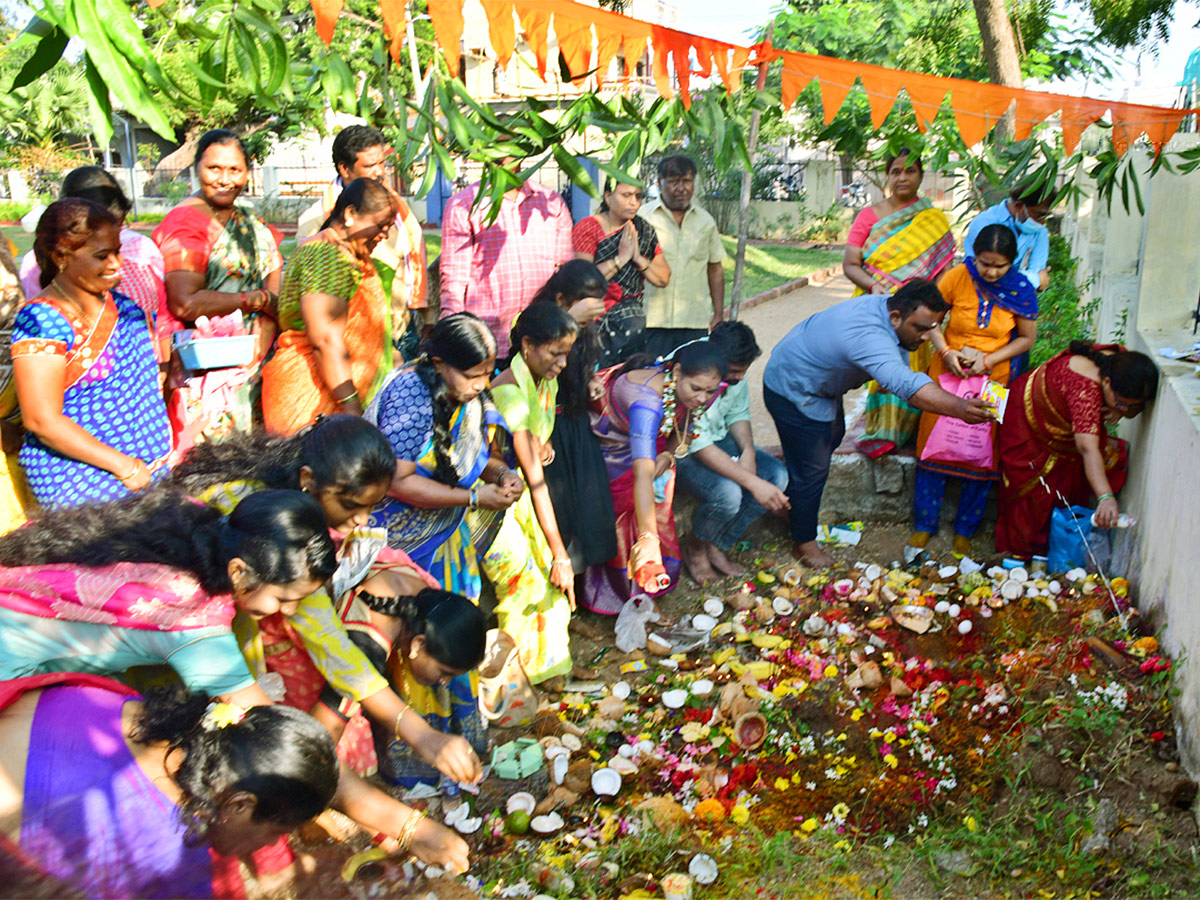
[995, 341, 1157, 557]
[262, 179, 397, 435]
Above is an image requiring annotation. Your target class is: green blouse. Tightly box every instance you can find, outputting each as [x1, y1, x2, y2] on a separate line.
[493, 353, 556, 443]
[276, 239, 360, 332]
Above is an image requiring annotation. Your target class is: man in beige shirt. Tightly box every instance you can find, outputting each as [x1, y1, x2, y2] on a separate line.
[640, 154, 726, 360]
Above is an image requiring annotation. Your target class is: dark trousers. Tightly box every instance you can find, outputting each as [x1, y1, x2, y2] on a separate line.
[764, 385, 845, 544]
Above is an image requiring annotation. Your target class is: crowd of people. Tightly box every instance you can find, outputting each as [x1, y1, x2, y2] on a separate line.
[0, 131, 1160, 895]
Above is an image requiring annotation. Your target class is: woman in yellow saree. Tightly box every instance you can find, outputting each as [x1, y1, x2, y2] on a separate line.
[843, 149, 956, 455]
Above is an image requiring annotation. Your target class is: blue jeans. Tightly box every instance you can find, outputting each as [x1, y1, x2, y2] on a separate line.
[764, 385, 846, 544]
[675, 435, 789, 550]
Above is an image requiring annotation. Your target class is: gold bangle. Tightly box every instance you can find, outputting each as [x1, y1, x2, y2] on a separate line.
[117, 461, 139, 482]
[396, 809, 426, 853]
[393, 705, 410, 739]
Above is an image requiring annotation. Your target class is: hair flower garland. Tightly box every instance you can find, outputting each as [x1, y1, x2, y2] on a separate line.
[202, 700, 248, 731]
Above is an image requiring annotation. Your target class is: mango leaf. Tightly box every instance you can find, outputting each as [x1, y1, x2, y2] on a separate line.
[82, 54, 113, 145]
[551, 145, 597, 196]
[10, 26, 69, 89]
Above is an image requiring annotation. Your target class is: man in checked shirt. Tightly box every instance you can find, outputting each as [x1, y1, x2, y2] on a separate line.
[438, 164, 574, 358]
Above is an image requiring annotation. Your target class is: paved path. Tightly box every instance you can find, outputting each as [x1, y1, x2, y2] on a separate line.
[737, 272, 857, 450]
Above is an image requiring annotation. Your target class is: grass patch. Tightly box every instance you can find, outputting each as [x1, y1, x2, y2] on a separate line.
[720, 236, 843, 299]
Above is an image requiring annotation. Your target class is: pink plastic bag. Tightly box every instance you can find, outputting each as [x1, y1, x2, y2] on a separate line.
[920, 373, 995, 468]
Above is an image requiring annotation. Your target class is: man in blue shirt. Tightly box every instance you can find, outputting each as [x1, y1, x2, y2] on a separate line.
[964, 183, 1054, 291]
[763, 280, 994, 568]
[675, 321, 789, 584]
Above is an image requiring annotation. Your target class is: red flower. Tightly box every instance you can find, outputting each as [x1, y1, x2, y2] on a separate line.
[684, 707, 714, 724]
[1151, 731, 1167, 742]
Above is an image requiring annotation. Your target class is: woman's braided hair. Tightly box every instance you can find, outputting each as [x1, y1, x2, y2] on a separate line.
[414, 313, 497, 485]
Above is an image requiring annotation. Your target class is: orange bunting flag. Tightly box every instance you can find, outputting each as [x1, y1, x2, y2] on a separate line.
[378, 0, 407, 64]
[482, 0, 518, 68]
[427, 0, 465, 75]
[412, 0, 1196, 157]
[311, 0, 344, 46]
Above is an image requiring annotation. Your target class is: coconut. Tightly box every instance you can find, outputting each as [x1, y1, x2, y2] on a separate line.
[733, 591, 758, 611]
[889, 675, 913, 697]
[454, 815, 483, 834]
[691, 678, 715, 697]
[890, 604, 934, 634]
[692, 613, 719, 632]
[662, 689, 689, 709]
[845, 661, 883, 691]
[563, 759, 593, 793]
[1047, 580, 1062, 595]
[864, 563, 884, 582]
[609, 756, 639, 776]
[703, 596, 725, 617]
[646, 633, 673, 656]
[551, 752, 569, 785]
[561, 733, 582, 752]
[689, 854, 719, 885]
[803, 614, 828, 637]
[1009, 566, 1029, 583]
[596, 695, 626, 720]
[832, 578, 855, 598]
[530, 812, 564, 835]
[534, 787, 579, 817]
[636, 795, 689, 829]
[781, 567, 802, 586]
[611, 681, 631, 701]
[938, 565, 959, 580]
[732, 711, 768, 751]
[507, 792, 537, 815]
[772, 596, 795, 617]
[753, 602, 775, 625]
[591, 767, 622, 796]
[999, 579, 1023, 600]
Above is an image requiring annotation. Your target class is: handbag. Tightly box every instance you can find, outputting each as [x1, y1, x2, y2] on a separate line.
[919, 373, 995, 469]
[1048, 505, 1095, 573]
[477, 629, 538, 729]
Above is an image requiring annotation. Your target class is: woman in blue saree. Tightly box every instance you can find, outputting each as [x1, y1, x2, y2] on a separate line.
[365, 313, 525, 772]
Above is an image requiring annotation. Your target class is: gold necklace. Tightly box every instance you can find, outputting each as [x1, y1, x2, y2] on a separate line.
[48, 279, 100, 329]
[672, 409, 694, 459]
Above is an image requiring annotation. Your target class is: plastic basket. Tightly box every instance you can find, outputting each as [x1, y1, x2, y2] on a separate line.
[175, 334, 256, 371]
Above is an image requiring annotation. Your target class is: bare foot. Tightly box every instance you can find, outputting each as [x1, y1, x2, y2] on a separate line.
[682, 538, 717, 584]
[706, 542, 744, 577]
[793, 539, 835, 569]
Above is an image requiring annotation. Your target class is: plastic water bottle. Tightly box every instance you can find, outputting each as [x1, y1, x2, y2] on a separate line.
[1091, 512, 1136, 528]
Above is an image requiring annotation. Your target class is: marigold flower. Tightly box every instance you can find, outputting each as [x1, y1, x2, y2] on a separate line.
[883, 754, 899, 768]
[832, 802, 850, 819]
[850, 708, 865, 721]
[801, 817, 819, 832]
[823, 664, 839, 678]
[774, 777, 791, 791]
[694, 798, 726, 823]
[730, 805, 750, 825]
[963, 815, 978, 832]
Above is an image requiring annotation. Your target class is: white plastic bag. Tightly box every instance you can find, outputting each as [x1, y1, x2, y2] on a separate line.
[614, 593, 660, 653]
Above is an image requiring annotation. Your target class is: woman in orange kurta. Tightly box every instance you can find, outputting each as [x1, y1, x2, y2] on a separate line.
[911, 224, 1038, 557]
[262, 179, 397, 435]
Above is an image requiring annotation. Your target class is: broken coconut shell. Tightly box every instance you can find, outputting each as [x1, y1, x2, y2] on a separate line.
[890, 604, 935, 634]
[889, 676, 913, 697]
[563, 759, 593, 794]
[596, 695, 626, 719]
[646, 633, 673, 656]
[534, 787, 579, 816]
[732, 712, 768, 751]
[845, 661, 883, 691]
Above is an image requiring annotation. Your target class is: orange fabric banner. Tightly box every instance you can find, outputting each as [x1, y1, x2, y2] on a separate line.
[427, 0, 465, 75]
[311, 0, 344, 46]
[482, 0, 518, 68]
[308, 0, 1196, 157]
[378, 0, 407, 65]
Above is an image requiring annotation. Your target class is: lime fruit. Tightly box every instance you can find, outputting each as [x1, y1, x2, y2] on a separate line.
[506, 809, 531, 835]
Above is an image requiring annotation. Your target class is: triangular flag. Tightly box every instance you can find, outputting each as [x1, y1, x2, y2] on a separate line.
[1011, 93, 1062, 142]
[818, 75, 856, 125]
[858, 69, 901, 129]
[553, 11, 594, 81]
[378, 0, 407, 64]
[311, 0, 343, 46]
[780, 67, 813, 110]
[482, 0, 517, 68]
[1141, 109, 1186, 156]
[621, 33, 647, 79]
[902, 75, 949, 132]
[649, 26, 677, 98]
[516, 5, 553, 78]
[427, 0, 465, 75]
[953, 109, 993, 149]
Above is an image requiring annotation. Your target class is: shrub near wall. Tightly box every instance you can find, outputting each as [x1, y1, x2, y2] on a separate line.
[1029, 234, 1099, 370]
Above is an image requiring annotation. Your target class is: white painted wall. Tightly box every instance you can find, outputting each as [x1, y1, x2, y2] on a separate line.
[1061, 134, 1200, 773]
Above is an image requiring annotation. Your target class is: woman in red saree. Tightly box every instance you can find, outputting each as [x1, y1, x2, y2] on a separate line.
[995, 341, 1157, 557]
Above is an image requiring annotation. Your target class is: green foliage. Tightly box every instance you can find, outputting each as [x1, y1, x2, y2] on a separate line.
[0, 201, 35, 222]
[1029, 234, 1098, 369]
